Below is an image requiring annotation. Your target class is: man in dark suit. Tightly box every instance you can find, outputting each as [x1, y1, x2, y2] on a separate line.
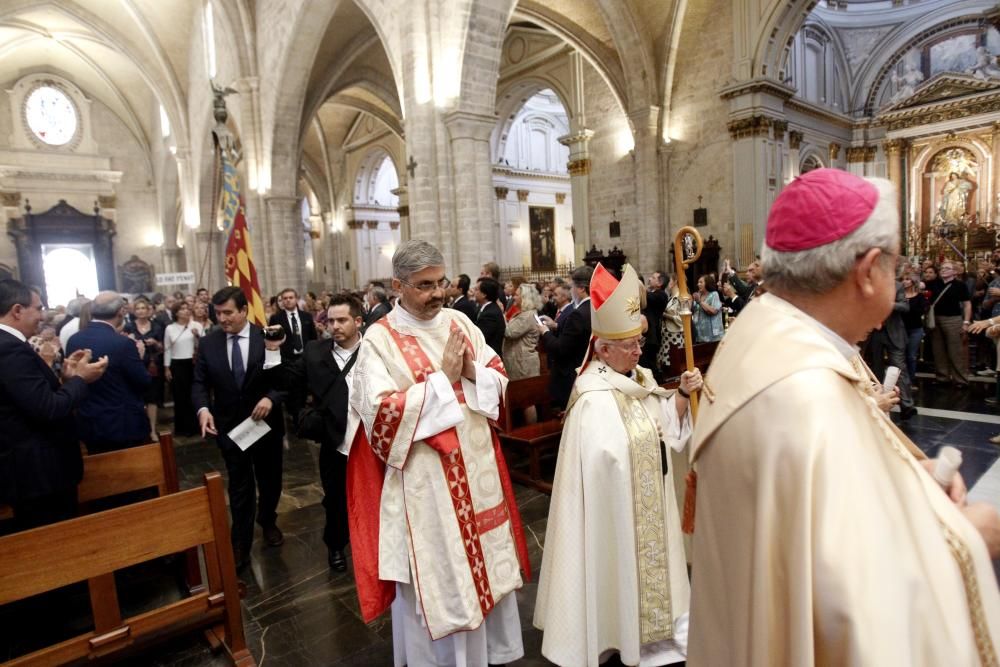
[0, 279, 107, 531]
[288, 294, 363, 572]
[538, 266, 593, 409]
[364, 286, 392, 330]
[193, 287, 288, 570]
[867, 276, 917, 420]
[449, 273, 477, 321]
[473, 276, 505, 357]
[66, 291, 151, 453]
[641, 271, 668, 380]
[269, 288, 316, 362]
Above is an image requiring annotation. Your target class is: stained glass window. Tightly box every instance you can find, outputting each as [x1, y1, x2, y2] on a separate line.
[25, 85, 77, 146]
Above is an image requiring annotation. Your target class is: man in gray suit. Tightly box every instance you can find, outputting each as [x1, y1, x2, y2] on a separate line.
[868, 270, 917, 420]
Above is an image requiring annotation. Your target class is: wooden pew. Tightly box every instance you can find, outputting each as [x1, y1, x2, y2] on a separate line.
[664, 340, 719, 380]
[499, 374, 562, 494]
[0, 472, 254, 667]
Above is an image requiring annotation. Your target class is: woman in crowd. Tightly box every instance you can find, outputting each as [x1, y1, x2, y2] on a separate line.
[693, 274, 724, 342]
[903, 270, 927, 388]
[125, 297, 164, 440]
[503, 283, 542, 380]
[504, 276, 525, 321]
[656, 274, 684, 373]
[164, 301, 203, 437]
[721, 280, 745, 317]
[192, 301, 217, 334]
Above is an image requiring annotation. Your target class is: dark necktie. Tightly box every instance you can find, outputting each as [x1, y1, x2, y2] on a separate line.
[291, 312, 303, 352]
[230, 334, 245, 387]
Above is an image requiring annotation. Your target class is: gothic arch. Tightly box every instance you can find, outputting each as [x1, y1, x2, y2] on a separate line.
[353, 146, 402, 207]
[493, 77, 574, 161]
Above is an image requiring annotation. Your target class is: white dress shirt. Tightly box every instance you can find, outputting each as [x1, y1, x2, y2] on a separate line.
[284, 308, 303, 353]
[0, 323, 26, 343]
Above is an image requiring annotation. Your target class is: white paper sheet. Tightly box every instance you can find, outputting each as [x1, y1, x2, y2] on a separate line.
[227, 416, 272, 451]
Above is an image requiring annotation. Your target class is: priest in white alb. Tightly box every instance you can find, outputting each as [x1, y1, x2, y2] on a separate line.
[346, 239, 531, 667]
[688, 168, 1000, 666]
[534, 262, 703, 666]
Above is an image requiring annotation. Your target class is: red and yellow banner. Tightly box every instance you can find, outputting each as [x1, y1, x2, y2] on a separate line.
[220, 158, 266, 325]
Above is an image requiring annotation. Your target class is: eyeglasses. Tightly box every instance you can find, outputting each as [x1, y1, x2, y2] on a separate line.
[399, 277, 450, 293]
[607, 337, 646, 352]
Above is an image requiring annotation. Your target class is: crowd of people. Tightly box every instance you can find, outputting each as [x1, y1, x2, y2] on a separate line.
[6, 168, 1000, 665]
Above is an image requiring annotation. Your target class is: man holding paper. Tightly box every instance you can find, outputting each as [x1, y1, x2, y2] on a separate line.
[193, 286, 287, 571]
[687, 168, 1000, 665]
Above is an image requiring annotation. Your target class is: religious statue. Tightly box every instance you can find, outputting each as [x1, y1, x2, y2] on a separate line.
[934, 172, 976, 225]
[967, 46, 1000, 80]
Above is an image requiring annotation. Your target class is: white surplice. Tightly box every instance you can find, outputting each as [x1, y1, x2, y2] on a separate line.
[535, 361, 692, 667]
[350, 305, 526, 666]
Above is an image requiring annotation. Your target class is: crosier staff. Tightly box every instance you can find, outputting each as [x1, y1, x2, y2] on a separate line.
[672, 226, 703, 418]
[673, 225, 703, 534]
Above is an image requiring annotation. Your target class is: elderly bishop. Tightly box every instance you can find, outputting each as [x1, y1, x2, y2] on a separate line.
[534, 263, 702, 666]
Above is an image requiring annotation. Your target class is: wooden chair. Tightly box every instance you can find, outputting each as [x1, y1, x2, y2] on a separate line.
[498, 374, 563, 494]
[0, 472, 255, 666]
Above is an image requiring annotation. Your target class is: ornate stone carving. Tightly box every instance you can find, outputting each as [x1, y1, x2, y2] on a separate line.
[397, 205, 409, 218]
[829, 142, 842, 161]
[864, 146, 878, 162]
[840, 26, 896, 74]
[97, 195, 117, 209]
[555, 192, 567, 204]
[389, 220, 400, 230]
[846, 146, 868, 163]
[495, 186, 509, 200]
[883, 138, 904, 154]
[365, 220, 379, 230]
[346, 220, 364, 230]
[0, 192, 21, 207]
[788, 131, 803, 150]
[567, 158, 591, 176]
[727, 115, 773, 139]
[516, 190, 530, 202]
[772, 120, 788, 141]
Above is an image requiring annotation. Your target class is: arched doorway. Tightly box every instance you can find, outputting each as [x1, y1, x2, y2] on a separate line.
[350, 149, 401, 284]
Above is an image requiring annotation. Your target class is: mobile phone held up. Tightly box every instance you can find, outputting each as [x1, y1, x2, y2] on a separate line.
[263, 325, 285, 341]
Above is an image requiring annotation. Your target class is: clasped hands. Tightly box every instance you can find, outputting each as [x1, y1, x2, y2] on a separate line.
[440, 329, 476, 384]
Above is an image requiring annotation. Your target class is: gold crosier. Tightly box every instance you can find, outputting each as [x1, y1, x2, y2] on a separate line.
[673, 226, 702, 534]
[672, 226, 703, 419]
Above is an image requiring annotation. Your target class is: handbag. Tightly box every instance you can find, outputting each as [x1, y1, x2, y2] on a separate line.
[296, 349, 357, 441]
[925, 283, 951, 331]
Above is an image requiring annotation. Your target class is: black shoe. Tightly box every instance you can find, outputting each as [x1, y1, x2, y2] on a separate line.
[900, 405, 918, 421]
[262, 524, 284, 547]
[328, 550, 347, 572]
[232, 546, 250, 572]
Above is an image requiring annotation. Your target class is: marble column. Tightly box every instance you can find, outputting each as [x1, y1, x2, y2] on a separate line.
[161, 247, 185, 274]
[443, 110, 497, 274]
[728, 114, 781, 267]
[883, 138, 907, 252]
[559, 130, 594, 264]
[788, 131, 803, 179]
[846, 146, 867, 177]
[392, 186, 409, 242]
[992, 122, 1000, 223]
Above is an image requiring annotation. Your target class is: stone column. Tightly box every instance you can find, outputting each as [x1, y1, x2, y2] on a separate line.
[264, 195, 305, 294]
[195, 230, 225, 291]
[883, 138, 908, 251]
[559, 130, 594, 264]
[728, 114, 780, 266]
[629, 106, 664, 274]
[161, 247, 185, 274]
[443, 110, 498, 274]
[391, 186, 409, 241]
[992, 123, 1000, 223]
[322, 211, 342, 289]
[788, 131, 803, 179]
[846, 146, 867, 177]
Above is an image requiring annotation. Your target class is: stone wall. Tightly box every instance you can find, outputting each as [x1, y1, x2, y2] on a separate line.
[666, 0, 735, 267]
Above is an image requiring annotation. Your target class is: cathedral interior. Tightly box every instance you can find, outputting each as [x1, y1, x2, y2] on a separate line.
[5, 0, 1000, 665]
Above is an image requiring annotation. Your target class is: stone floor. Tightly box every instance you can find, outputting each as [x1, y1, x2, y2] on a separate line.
[4, 372, 1000, 665]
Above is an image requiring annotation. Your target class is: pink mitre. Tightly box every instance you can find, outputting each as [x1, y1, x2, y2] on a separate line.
[766, 168, 879, 252]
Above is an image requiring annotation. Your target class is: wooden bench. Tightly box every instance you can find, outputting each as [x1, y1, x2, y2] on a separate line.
[664, 340, 719, 380]
[0, 432, 180, 521]
[0, 472, 254, 666]
[499, 374, 563, 494]
[0, 433, 202, 590]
